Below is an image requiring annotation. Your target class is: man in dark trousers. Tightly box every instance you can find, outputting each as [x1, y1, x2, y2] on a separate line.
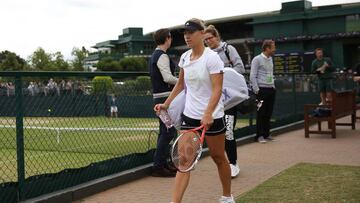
[149, 28, 178, 177]
[250, 40, 276, 143]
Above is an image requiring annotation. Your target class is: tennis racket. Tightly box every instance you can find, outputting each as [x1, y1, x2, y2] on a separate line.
[171, 125, 206, 172]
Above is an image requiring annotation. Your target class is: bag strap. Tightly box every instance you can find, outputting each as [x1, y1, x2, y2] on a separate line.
[223, 43, 233, 67]
[223, 43, 254, 90]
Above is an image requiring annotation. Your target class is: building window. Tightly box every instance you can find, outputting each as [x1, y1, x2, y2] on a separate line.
[143, 44, 153, 53]
[117, 44, 128, 53]
[346, 14, 360, 32]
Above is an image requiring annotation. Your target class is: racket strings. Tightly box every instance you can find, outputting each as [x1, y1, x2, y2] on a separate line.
[171, 131, 202, 172]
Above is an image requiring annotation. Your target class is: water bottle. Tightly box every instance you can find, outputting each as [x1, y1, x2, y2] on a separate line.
[157, 109, 173, 129]
[256, 100, 264, 111]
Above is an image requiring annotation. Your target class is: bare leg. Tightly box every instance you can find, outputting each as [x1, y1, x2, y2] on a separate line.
[320, 92, 326, 104]
[172, 172, 190, 203]
[206, 133, 231, 196]
[326, 92, 332, 104]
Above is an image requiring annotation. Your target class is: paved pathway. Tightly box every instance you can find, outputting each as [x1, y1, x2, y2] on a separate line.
[76, 115, 360, 203]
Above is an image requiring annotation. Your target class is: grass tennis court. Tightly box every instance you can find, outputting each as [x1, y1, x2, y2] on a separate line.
[236, 163, 360, 202]
[0, 117, 160, 183]
[0, 117, 250, 183]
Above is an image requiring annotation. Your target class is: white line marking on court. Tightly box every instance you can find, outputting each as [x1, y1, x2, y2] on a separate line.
[0, 125, 157, 131]
[0, 127, 157, 165]
[0, 136, 122, 164]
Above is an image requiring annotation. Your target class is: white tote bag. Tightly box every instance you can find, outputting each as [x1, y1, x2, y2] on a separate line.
[167, 68, 249, 129]
[222, 68, 249, 110]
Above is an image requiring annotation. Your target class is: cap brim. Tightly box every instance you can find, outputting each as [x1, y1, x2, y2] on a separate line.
[179, 26, 200, 33]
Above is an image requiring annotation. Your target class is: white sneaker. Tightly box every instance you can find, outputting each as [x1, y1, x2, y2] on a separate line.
[219, 195, 235, 203]
[265, 135, 276, 142]
[230, 164, 240, 178]
[257, 136, 267, 144]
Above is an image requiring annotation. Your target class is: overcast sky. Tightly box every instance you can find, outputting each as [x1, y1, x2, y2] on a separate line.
[0, 0, 358, 60]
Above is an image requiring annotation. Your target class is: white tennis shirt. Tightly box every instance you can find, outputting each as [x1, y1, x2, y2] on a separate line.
[179, 47, 225, 120]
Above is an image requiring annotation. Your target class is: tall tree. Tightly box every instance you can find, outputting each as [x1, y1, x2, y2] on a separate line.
[0, 50, 27, 71]
[53, 51, 70, 71]
[29, 47, 55, 71]
[71, 46, 89, 71]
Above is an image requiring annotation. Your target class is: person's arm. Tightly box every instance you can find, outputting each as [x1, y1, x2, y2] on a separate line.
[311, 60, 317, 73]
[325, 58, 335, 72]
[202, 73, 223, 129]
[250, 57, 259, 94]
[154, 69, 184, 112]
[353, 76, 360, 82]
[228, 45, 245, 74]
[354, 64, 360, 82]
[157, 54, 178, 85]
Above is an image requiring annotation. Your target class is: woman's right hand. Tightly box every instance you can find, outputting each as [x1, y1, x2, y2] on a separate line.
[153, 103, 168, 113]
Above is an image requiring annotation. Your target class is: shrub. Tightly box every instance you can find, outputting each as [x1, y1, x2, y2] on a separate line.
[92, 76, 113, 94]
[136, 76, 151, 91]
[96, 57, 122, 71]
[119, 57, 148, 71]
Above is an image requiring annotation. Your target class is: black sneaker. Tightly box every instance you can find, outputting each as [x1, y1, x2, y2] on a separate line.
[166, 163, 178, 173]
[151, 167, 176, 177]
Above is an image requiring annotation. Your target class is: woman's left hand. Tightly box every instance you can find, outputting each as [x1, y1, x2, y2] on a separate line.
[201, 113, 214, 130]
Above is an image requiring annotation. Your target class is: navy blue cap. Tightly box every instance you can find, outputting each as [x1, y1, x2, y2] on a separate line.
[181, 20, 204, 32]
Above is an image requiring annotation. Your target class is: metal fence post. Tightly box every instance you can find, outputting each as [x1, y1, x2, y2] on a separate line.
[249, 112, 253, 127]
[15, 75, 25, 201]
[292, 74, 297, 114]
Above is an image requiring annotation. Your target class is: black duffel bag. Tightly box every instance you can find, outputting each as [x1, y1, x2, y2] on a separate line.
[312, 107, 331, 117]
[236, 89, 258, 114]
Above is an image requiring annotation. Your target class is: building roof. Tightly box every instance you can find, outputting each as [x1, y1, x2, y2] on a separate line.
[147, 1, 360, 34]
[251, 2, 360, 24]
[92, 30, 153, 49]
[116, 35, 153, 44]
[156, 11, 275, 33]
[92, 40, 117, 49]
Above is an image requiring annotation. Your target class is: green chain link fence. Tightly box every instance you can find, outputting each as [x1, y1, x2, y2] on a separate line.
[0, 71, 358, 202]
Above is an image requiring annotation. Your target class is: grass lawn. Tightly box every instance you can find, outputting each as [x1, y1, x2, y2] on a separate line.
[0, 117, 161, 182]
[236, 163, 360, 202]
[0, 116, 252, 183]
